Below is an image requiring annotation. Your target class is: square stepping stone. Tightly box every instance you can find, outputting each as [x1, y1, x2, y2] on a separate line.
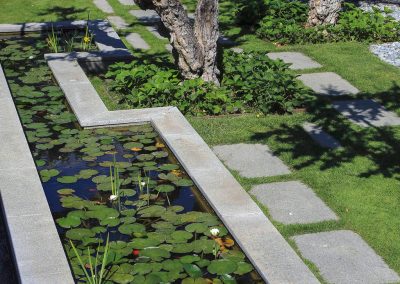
[130, 9, 160, 24]
[293, 230, 400, 284]
[93, 0, 114, 14]
[213, 143, 291, 178]
[118, 0, 136, 5]
[267, 52, 322, 70]
[107, 16, 129, 30]
[125, 33, 150, 50]
[146, 26, 165, 39]
[165, 43, 173, 53]
[332, 99, 400, 127]
[303, 122, 341, 149]
[250, 181, 338, 224]
[298, 72, 359, 96]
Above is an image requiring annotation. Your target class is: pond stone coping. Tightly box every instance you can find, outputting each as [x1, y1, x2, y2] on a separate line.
[250, 181, 339, 225]
[293, 230, 400, 284]
[298, 72, 359, 96]
[0, 66, 74, 283]
[267, 52, 322, 70]
[213, 144, 291, 178]
[303, 122, 342, 149]
[93, 0, 114, 14]
[332, 99, 400, 127]
[125, 33, 150, 50]
[48, 58, 320, 283]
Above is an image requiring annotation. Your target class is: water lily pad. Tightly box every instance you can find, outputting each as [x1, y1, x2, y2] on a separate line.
[133, 263, 153, 275]
[110, 273, 134, 284]
[180, 255, 201, 264]
[57, 175, 78, 184]
[120, 188, 136, 197]
[141, 247, 170, 261]
[137, 154, 154, 161]
[124, 142, 144, 149]
[159, 164, 180, 171]
[40, 169, 60, 182]
[174, 179, 194, 187]
[119, 223, 146, 235]
[57, 188, 75, 195]
[152, 151, 168, 159]
[234, 261, 253, 275]
[56, 215, 81, 228]
[138, 205, 166, 218]
[155, 184, 175, 193]
[171, 231, 193, 241]
[185, 223, 208, 234]
[76, 169, 98, 179]
[220, 274, 237, 284]
[129, 238, 161, 249]
[183, 263, 202, 278]
[66, 228, 95, 240]
[207, 260, 238, 275]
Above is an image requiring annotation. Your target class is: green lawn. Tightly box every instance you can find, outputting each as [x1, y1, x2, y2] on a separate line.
[2, 0, 400, 279]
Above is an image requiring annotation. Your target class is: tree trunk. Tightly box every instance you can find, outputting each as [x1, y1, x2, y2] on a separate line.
[306, 0, 342, 27]
[135, 0, 220, 85]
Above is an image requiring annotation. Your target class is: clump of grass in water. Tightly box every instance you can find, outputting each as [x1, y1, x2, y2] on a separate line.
[81, 12, 94, 51]
[47, 25, 59, 53]
[70, 234, 110, 284]
[109, 155, 121, 202]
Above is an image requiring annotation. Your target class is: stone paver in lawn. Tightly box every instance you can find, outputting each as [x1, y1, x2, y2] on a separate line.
[118, 0, 136, 5]
[251, 181, 338, 224]
[303, 122, 341, 149]
[146, 26, 165, 39]
[298, 72, 359, 96]
[165, 44, 173, 52]
[93, 0, 114, 13]
[125, 33, 150, 50]
[231, 47, 243, 53]
[293, 230, 400, 284]
[130, 9, 160, 24]
[107, 16, 129, 30]
[332, 99, 400, 127]
[267, 52, 322, 70]
[213, 143, 291, 178]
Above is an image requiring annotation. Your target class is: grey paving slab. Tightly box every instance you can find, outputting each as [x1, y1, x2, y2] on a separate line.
[146, 25, 165, 39]
[90, 20, 129, 51]
[298, 72, 359, 96]
[213, 143, 291, 178]
[293, 230, 400, 284]
[165, 43, 173, 52]
[93, 0, 114, 13]
[107, 16, 129, 30]
[251, 181, 338, 224]
[130, 9, 160, 24]
[303, 122, 341, 149]
[126, 32, 150, 50]
[332, 99, 400, 127]
[118, 0, 136, 5]
[267, 52, 322, 70]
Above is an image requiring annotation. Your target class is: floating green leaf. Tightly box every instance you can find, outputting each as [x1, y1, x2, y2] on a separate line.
[207, 260, 238, 275]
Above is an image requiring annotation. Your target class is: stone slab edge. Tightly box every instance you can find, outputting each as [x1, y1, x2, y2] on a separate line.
[49, 59, 319, 283]
[0, 20, 133, 62]
[0, 65, 74, 283]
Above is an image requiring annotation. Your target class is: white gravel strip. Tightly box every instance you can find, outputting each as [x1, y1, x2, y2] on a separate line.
[370, 42, 400, 67]
[359, 1, 400, 21]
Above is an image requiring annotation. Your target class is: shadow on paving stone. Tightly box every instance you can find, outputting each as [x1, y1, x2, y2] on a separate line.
[250, 83, 400, 180]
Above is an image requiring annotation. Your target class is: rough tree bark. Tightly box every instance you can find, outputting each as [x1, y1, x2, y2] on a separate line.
[135, 0, 220, 85]
[306, 0, 342, 27]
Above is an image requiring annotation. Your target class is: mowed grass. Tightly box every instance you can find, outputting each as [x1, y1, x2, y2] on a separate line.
[0, 0, 105, 23]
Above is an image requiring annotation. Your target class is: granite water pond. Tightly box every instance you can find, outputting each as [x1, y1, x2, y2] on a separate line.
[0, 34, 262, 283]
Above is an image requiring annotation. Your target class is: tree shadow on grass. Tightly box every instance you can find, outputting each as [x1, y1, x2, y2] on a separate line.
[37, 6, 89, 22]
[250, 83, 400, 180]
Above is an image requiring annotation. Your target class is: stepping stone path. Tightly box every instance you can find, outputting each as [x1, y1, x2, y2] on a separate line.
[125, 33, 150, 50]
[213, 144, 291, 178]
[107, 16, 129, 30]
[332, 99, 400, 127]
[303, 122, 341, 149]
[298, 72, 359, 96]
[130, 9, 160, 24]
[250, 181, 338, 224]
[118, 0, 136, 5]
[293, 230, 400, 284]
[267, 52, 322, 70]
[93, 0, 114, 13]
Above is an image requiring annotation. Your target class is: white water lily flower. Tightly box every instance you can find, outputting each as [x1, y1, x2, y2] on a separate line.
[109, 194, 118, 201]
[141, 181, 146, 186]
[28, 55, 34, 59]
[210, 228, 220, 237]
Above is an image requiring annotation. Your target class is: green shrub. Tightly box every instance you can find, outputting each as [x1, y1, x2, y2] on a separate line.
[238, 0, 400, 44]
[106, 51, 311, 115]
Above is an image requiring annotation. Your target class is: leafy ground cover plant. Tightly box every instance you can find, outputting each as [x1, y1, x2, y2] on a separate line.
[237, 0, 400, 44]
[105, 50, 310, 115]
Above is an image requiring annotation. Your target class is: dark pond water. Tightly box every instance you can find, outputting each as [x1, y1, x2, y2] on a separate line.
[0, 33, 263, 283]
